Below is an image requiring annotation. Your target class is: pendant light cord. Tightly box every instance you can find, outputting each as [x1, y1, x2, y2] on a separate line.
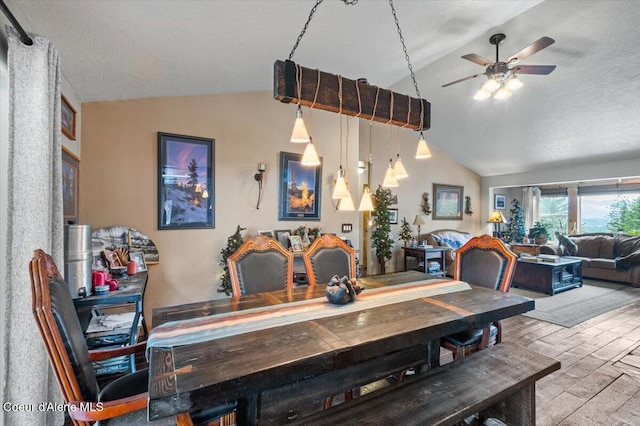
[308, 69, 321, 137]
[338, 74, 343, 171]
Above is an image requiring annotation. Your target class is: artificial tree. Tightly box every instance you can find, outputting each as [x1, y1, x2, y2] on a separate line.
[372, 186, 393, 275]
[218, 225, 245, 296]
[398, 217, 413, 247]
[505, 199, 526, 243]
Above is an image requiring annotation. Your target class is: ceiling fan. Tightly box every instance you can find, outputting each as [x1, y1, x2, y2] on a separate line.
[442, 33, 556, 100]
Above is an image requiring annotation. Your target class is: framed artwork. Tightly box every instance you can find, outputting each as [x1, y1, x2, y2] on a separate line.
[62, 147, 79, 224]
[289, 235, 304, 252]
[275, 230, 291, 248]
[158, 132, 214, 229]
[61, 94, 76, 140]
[494, 194, 507, 210]
[278, 151, 322, 221]
[129, 251, 148, 272]
[433, 183, 464, 220]
[257, 230, 275, 239]
[388, 208, 399, 224]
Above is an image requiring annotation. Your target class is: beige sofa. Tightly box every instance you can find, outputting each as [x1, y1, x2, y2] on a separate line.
[419, 229, 474, 277]
[539, 233, 640, 287]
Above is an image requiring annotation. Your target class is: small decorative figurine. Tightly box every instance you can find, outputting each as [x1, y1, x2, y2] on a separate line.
[325, 275, 363, 305]
[465, 196, 473, 216]
[421, 192, 432, 215]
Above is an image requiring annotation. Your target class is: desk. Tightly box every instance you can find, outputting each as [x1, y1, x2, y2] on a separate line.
[148, 271, 533, 424]
[403, 246, 447, 276]
[74, 272, 147, 370]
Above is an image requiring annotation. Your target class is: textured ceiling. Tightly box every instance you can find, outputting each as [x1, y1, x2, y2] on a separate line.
[5, 0, 640, 178]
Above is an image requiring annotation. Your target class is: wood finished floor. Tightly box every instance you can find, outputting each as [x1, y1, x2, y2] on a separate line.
[501, 298, 640, 425]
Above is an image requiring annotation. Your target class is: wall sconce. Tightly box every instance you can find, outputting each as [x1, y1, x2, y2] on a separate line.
[254, 163, 266, 210]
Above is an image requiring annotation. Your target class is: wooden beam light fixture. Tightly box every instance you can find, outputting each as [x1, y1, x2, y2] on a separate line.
[273, 0, 430, 132]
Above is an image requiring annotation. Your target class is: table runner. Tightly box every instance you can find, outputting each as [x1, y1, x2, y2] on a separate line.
[146, 279, 470, 357]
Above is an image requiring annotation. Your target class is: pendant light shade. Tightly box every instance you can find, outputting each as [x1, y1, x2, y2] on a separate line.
[332, 167, 351, 199]
[415, 132, 432, 159]
[358, 186, 374, 212]
[338, 192, 355, 211]
[393, 154, 408, 179]
[300, 140, 320, 166]
[382, 160, 399, 188]
[290, 105, 310, 143]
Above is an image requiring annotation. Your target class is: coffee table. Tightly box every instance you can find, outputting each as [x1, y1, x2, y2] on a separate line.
[512, 257, 583, 295]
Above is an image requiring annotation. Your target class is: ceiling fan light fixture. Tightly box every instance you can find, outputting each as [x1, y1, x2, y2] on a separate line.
[506, 76, 523, 91]
[482, 78, 500, 92]
[494, 87, 512, 100]
[474, 88, 491, 100]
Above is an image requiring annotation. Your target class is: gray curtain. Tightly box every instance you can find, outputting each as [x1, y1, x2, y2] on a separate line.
[1, 27, 63, 425]
[522, 186, 541, 232]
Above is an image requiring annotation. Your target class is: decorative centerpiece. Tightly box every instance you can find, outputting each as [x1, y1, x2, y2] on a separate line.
[325, 275, 363, 305]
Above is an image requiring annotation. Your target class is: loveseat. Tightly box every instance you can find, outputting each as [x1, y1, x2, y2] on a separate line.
[539, 233, 640, 287]
[419, 229, 474, 277]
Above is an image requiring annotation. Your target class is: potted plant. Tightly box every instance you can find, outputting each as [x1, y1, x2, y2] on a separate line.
[398, 217, 413, 247]
[529, 221, 551, 244]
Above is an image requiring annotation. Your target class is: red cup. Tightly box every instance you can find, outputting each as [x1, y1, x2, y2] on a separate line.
[108, 279, 119, 291]
[92, 271, 106, 288]
[127, 260, 137, 275]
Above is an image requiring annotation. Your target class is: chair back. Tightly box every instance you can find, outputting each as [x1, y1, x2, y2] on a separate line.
[303, 234, 356, 287]
[227, 235, 294, 297]
[454, 235, 517, 292]
[30, 250, 100, 413]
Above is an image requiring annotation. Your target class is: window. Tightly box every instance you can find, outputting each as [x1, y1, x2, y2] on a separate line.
[580, 193, 640, 235]
[539, 196, 568, 240]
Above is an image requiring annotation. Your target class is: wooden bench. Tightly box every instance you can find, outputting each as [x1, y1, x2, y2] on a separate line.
[291, 342, 560, 426]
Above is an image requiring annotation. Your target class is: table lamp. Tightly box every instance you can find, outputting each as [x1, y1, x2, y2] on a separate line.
[413, 214, 425, 237]
[487, 210, 507, 238]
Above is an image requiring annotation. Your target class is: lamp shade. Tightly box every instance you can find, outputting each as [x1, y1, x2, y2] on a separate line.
[487, 210, 507, 224]
[382, 161, 399, 188]
[473, 88, 491, 101]
[506, 77, 523, 91]
[482, 78, 500, 92]
[494, 87, 512, 100]
[358, 186, 374, 211]
[301, 140, 320, 166]
[332, 168, 351, 199]
[338, 192, 355, 211]
[415, 135, 431, 159]
[290, 105, 310, 143]
[413, 214, 425, 226]
[393, 155, 408, 179]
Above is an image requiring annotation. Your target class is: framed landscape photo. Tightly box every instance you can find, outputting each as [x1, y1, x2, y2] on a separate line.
[433, 183, 464, 220]
[388, 208, 399, 224]
[158, 132, 214, 230]
[61, 94, 76, 140]
[279, 151, 322, 221]
[62, 147, 79, 224]
[494, 194, 507, 210]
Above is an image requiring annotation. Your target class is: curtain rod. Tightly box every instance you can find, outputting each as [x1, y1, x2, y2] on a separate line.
[0, 0, 33, 46]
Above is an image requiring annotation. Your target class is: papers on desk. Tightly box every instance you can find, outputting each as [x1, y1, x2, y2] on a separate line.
[86, 312, 141, 334]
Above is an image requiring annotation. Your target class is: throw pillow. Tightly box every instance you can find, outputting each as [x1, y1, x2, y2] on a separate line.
[556, 232, 578, 256]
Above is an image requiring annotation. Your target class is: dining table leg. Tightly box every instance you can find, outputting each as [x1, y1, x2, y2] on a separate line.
[237, 394, 259, 425]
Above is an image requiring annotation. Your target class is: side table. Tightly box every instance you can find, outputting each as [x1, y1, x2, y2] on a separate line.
[402, 246, 447, 277]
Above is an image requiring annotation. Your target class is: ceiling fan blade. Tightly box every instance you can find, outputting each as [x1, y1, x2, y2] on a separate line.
[512, 65, 556, 75]
[461, 53, 493, 67]
[441, 73, 485, 88]
[507, 36, 555, 64]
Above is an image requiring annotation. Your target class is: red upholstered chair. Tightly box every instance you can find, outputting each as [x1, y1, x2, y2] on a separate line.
[227, 234, 294, 297]
[441, 235, 517, 359]
[30, 249, 236, 426]
[303, 234, 356, 287]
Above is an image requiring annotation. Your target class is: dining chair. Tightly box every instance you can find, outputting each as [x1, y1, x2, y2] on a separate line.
[303, 234, 356, 287]
[30, 249, 237, 426]
[441, 235, 517, 360]
[227, 234, 294, 297]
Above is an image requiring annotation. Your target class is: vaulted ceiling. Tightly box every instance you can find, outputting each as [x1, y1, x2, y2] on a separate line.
[5, 0, 640, 177]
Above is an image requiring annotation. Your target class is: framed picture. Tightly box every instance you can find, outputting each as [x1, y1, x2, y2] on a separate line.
[289, 235, 304, 252]
[257, 230, 275, 239]
[494, 194, 507, 210]
[129, 251, 148, 272]
[102, 249, 125, 272]
[158, 132, 214, 229]
[62, 147, 79, 224]
[61, 94, 76, 140]
[275, 230, 291, 248]
[279, 151, 322, 221]
[433, 183, 464, 220]
[388, 208, 399, 224]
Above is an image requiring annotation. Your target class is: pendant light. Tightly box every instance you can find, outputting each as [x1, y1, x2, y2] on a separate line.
[301, 68, 321, 166]
[332, 75, 352, 201]
[358, 89, 379, 212]
[393, 98, 411, 179]
[415, 131, 432, 159]
[339, 114, 355, 211]
[338, 193, 355, 211]
[290, 64, 310, 143]
[382, 159, 399, 187]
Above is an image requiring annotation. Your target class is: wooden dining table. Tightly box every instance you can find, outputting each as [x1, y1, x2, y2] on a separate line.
[147, 271, 534, 425]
